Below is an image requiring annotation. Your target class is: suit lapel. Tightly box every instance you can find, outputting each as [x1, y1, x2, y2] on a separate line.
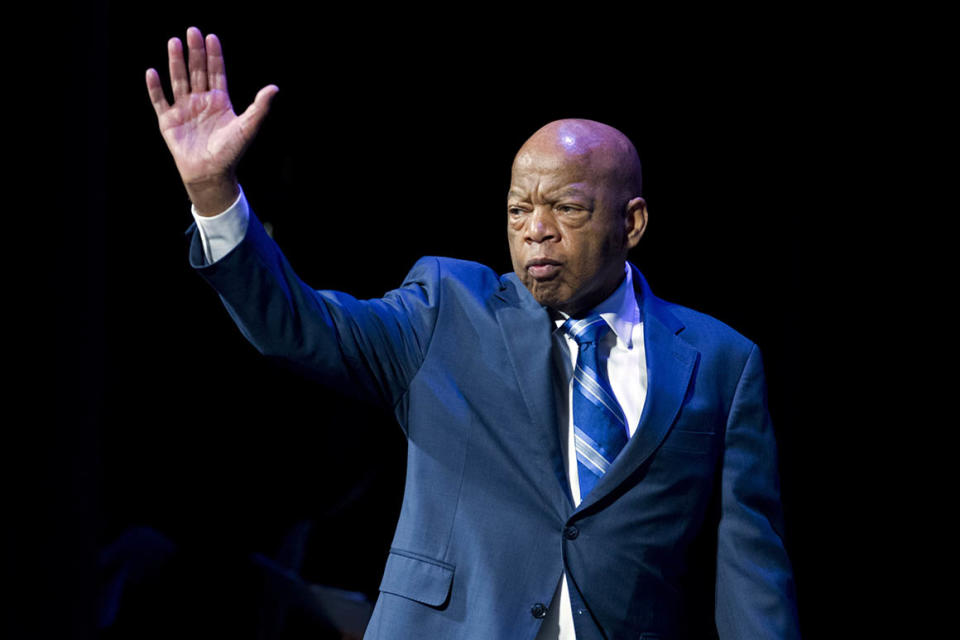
[492, 276, 573, 517]
[575, 266, 700, 514]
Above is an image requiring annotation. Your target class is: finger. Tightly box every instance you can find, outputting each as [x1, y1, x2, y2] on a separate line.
[206, 33, 227, 93]
[145, 68, 170, 117]
[238, 85, 280, 138]
[168, 37, 189, 99]
[186, 26, 208, 94]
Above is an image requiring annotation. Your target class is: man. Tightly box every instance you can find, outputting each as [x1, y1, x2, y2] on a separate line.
[147, 27, 800, 639]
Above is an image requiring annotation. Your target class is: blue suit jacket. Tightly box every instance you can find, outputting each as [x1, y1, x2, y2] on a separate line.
[189, 210, 800, 639]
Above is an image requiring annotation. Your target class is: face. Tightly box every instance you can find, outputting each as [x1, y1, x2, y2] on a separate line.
[507, 146, 645, 316]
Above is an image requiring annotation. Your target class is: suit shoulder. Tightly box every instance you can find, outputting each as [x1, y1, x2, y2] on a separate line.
[658, 298, 756, 356]
[634, 266, 755, 358]
[405, 256, 503, 296]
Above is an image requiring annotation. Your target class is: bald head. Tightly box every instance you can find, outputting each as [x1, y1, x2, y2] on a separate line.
[514, 119, 643, 200]
[507, 119, 648, 316]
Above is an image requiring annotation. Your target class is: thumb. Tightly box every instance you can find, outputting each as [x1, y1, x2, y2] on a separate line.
[238, 84, 279, 138]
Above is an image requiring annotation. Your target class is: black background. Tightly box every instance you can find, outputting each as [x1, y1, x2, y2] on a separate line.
[18, 3, 901, 638]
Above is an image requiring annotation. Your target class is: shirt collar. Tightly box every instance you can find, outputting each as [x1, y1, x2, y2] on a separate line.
[552, 264, 641, 348]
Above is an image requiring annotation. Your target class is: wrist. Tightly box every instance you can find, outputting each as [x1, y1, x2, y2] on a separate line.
[185, 174, 240, 216]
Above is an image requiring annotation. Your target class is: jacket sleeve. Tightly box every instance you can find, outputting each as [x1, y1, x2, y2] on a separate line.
[715, 344, 801, 639]
[187, 206, 441, 414]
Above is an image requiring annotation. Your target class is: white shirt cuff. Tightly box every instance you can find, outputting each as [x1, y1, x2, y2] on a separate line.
[191, 187, 250, 264]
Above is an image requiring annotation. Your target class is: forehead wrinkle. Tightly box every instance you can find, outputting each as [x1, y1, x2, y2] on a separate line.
[544, 184, 593, 200]
[508, 174, 543, 200]
[510, 159, 605, 210]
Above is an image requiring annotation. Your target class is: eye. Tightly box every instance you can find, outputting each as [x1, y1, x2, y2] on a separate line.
[508, 206, 527, 216]
[556, 204, 581, 214]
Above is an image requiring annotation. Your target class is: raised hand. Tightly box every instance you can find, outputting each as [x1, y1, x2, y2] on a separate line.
[146, 27, 278, 215]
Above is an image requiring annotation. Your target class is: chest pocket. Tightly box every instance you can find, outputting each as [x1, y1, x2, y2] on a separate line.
[659, 427, 716, 455]
[378, 549, 455, 608]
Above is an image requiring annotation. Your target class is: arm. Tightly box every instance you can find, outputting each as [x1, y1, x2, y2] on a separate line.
[189, 204, 441, 415]
[151, 28, 438, 412]
[715, 344, 801, 639]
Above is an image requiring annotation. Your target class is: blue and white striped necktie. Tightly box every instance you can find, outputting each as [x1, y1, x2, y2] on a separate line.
[563, 315, 629, 498]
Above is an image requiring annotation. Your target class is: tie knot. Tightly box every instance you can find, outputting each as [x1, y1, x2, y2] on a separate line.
[562, 315, 611, 346]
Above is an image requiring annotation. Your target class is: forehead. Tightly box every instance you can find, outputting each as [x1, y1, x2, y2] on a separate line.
[509, 147, 612, 196]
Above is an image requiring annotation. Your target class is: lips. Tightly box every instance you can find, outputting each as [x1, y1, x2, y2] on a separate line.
[525, 258, 561, 280]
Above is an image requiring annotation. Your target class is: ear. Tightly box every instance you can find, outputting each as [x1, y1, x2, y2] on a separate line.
[624, 197, 648, 249]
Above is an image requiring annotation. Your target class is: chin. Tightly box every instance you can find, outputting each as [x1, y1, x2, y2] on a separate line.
[530, 285, 575, 313]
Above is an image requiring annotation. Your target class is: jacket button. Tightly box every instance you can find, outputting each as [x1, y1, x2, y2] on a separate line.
[564, 525, 579, 540]
[531, 602, 548, 619]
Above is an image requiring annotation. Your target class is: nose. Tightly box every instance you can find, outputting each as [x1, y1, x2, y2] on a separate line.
[526, 206, 559, 243]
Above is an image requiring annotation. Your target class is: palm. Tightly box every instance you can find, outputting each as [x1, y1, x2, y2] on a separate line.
[146, 27, 277, 196]
[158, 89, 246, 183]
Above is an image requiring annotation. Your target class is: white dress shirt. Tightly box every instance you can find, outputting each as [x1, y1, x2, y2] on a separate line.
[191, 188, 249, 264]
[191, 192, 648, 639]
